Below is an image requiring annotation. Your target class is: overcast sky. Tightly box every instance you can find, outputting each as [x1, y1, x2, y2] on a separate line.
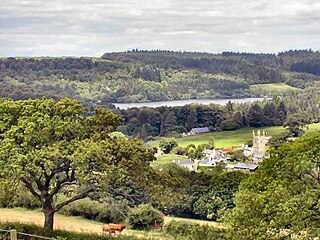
[1, 0, 320, 57]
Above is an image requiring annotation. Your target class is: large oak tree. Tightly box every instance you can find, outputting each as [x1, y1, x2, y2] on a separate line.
[0, 98, 154, 230]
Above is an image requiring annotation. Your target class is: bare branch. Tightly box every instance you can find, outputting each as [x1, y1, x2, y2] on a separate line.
[22, 177, 42, 202]
[54, 188, 94, 212]
[48, 178, 76, 198]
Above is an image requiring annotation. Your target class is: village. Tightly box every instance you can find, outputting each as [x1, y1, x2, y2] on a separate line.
[166, 128, 272, 173]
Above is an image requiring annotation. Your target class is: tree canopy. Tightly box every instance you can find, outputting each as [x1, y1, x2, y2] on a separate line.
[0, 98, 154, 230]
[229, 132, 320, 239]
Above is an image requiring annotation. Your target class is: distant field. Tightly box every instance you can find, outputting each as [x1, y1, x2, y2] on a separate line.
[250, 83, 299, 91]
[149, 124, 320, 149]
[151, 154, 188, 169]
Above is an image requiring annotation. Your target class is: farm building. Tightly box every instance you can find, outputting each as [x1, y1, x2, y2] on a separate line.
[172, 159, 197, 171]
[199, 149, 229, 167]
[189, 127, 210, 135]
[226, 162, 258, 172]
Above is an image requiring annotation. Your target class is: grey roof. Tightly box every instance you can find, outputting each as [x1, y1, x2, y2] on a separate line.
[173, 159, 193, 165]
[234, 162, 258, 171]
[199, 159, 214, 165]
[191, 127, 209, 133]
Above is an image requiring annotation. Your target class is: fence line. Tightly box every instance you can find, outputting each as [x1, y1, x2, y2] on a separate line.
[16, 232, 52, 240]
[0, 229, 52, 240]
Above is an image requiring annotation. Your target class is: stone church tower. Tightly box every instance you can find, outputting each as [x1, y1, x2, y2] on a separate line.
[252, 130, 266, 161]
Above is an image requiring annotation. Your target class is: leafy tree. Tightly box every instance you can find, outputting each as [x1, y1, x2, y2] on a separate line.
[0, 98, 126, 230]
[173, 146, 187, 155]
[283, 113, 309, 136]
[229, 132, 320, 239]
[128, 204, 164, 230]
[268, 130, 292, 149]
[246, 103, 264, 127]
[159, 137, 178, 154]
[186, 109, 198, 130]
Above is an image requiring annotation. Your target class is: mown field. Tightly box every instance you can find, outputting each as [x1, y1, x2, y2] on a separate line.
[151, 154, 189, 169]
[0, 208, 221, 239]
[250, 83, 299, 92]
[149, 124, 320, 149]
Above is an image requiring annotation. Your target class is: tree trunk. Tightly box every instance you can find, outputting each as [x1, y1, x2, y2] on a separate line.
[43, 207, 55, 230]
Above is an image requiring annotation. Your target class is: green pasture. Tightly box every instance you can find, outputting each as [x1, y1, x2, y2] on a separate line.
[250, 83, 299, 92]
[149, 124, 320, 149]
[151, 154, 188, 169]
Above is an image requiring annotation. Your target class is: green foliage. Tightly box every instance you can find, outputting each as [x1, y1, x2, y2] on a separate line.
[1, 185, 41, 209]
[227, 149, 246, 162]
[60, 198, 128, 223]
[159, 137, 178, 154]
[165, 220, 227, 240]
[0, 98, 155, 230]
[128, 204, 164, 230]
[193, 171, 248, 221]
[268, 130, 292, 149]
[229, 132, 320, 239]
[172, 146, 187, 155]
[2, 51, 320, 105]
[283, 113, 309, 136]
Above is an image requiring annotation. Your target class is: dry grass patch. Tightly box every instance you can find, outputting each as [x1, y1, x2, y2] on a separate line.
[0, 208, 104, 234]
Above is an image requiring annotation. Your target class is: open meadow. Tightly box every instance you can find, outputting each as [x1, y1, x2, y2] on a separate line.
[250, 83, 299, 92]
[149, 124, 320, 149]
[0, 208, 221, 239]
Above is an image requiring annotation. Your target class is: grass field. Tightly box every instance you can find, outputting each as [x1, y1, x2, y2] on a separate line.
[151, 154, 188, 169]
[149, 124, 320, 149]
[250, 83, 299, 92]
[0, 208, 220, 239]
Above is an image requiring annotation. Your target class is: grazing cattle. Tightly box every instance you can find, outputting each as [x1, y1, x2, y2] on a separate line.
[102, 224, 126, 234]
[152, 221, 163, 231]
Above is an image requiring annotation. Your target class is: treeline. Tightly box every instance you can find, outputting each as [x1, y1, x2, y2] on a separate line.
[117, 101, 286, 138]
[116, 89, 320, 138]
[1, 49, 320, 103]
[103, 50, 285, 84]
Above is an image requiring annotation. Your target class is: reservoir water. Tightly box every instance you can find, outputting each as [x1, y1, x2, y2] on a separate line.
[113, 97, 268, 109]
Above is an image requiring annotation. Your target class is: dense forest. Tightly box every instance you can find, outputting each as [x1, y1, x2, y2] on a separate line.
[1, 49, 320, 104]
[115, 89, 320, 138]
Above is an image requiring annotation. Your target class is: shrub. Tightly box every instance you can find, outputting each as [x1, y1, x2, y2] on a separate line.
[165, 220, 227, 240]
[165, 220, 199, 236]
[173, 146, 187, 155]
[0, 185, 41, 209]
[60, 198, 128, 223]
[128, 204, 164, 230]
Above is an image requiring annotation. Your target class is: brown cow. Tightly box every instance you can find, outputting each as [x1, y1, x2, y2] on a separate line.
[102, 224, 126, 234]
[152, 221, 163, 231]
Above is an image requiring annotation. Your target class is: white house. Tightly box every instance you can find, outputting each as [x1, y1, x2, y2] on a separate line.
[189, 127, 210, 135]
[226, 162, 258, 172]
[199, 149, 229, 167]
[172, 159, 197, 171]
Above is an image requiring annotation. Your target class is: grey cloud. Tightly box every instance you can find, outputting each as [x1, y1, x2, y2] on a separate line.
[0, 0, 319, 56]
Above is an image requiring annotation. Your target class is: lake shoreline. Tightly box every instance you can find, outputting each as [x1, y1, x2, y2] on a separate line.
[113, 97, 269, 109]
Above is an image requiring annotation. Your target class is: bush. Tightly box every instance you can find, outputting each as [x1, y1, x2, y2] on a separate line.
[173, 146, 187, 155]
[128, 204, 164, 230]
[0, 185, 41, 209]
[60, 198, 128, 223]
[165, 220, 228, 240]
[165, 220, 199, 236]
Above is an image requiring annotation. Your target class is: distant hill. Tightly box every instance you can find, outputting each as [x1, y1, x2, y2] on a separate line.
[1, 49, 320, 104]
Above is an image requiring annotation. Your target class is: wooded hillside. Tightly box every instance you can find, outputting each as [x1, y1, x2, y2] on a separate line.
[1, 49, 320, 104]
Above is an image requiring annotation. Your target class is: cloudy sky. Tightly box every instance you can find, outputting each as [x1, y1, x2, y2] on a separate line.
[1, 0, 319, 56]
